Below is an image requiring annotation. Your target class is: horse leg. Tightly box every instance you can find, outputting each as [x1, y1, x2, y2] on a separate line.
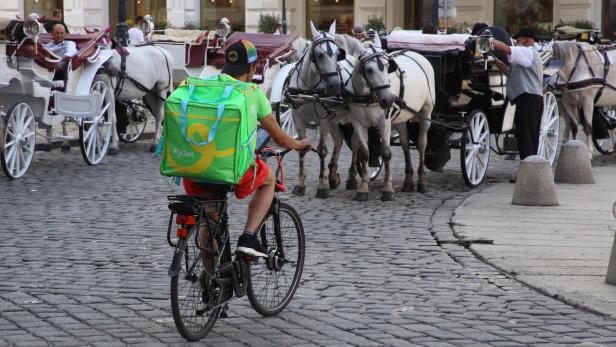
[352, 125, 370, 202]
[61, 121, 71, 153]
[327, 123, 343, 190]
[346, 134, 358, 190]
[416, 117, 430, 193]
[581, 99, 595, 160]
[145, 93, 164, 153]
[292, 121, 307, 196]
[379, 120, 394, 201]
[395, 122, 414, 192]
[108, 102, 120, 155]
[315, 126, 330, 199]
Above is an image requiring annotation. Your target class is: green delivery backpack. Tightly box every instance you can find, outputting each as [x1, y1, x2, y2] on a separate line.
[160, 75, 259, 184]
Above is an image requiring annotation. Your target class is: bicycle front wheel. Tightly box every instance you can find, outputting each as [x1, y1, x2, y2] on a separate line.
[170, 227, 221, 341]
[247, 202, 305, 316]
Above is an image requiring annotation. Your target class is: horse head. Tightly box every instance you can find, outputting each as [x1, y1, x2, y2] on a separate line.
[354, 43, 397, 109]
[309, 21, 345, 96]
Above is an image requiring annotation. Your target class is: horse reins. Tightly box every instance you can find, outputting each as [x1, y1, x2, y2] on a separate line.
[553, 44, 616, 103]
[114, 43, 172, 101]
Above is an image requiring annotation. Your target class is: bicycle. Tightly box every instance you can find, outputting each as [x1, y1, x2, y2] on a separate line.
[165, 147, 306, 341]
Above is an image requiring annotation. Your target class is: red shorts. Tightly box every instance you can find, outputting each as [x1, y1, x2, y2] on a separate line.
[183, 156, 270, 199]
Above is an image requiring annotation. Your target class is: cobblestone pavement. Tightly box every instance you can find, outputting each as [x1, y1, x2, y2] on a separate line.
[1, 135, 616, 347]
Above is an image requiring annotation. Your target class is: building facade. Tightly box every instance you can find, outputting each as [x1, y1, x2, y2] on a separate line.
[0, 0, 613, 37]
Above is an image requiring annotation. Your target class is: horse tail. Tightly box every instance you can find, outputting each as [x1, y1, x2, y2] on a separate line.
[154, 45, 174, 94]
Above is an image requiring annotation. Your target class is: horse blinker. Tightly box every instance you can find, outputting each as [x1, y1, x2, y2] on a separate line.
[337, 48, 346, 61]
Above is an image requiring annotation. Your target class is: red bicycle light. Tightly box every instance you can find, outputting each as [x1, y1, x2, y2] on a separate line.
[176, 214, 196, 225]
[177, 227, 188, 238]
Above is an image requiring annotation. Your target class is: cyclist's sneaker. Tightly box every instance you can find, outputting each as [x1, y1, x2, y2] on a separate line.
[235, 233, 268, 258]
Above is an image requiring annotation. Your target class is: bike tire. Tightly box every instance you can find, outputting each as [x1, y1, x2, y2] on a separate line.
[247, 202, 305, 316]
[170, 228, 221, 341]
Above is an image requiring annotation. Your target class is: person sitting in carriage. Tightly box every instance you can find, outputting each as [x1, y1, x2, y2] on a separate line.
[491, 27, 544, 181]
[46, 23, 77, 82]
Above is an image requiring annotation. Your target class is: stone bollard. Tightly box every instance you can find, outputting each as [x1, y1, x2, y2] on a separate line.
[607, 233, 616, 285]
[554, 140, 595, 184]
[512, 155, 559, 206]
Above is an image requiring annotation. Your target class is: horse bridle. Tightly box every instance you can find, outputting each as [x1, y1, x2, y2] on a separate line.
[348, 48, 396, 106]
[290, 32, 344, 93]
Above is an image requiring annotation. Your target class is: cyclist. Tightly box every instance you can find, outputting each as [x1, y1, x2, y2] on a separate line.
[183, 40, 314, 258]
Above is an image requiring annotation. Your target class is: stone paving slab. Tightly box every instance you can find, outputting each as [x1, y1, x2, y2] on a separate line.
[454, 165, 616, 319]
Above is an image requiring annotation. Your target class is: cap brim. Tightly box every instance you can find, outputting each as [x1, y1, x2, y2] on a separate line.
[221, 64, 249, 75]
[513, 34, 538, 41]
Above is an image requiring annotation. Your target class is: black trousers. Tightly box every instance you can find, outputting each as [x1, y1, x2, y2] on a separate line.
[513, 93, 543, 160]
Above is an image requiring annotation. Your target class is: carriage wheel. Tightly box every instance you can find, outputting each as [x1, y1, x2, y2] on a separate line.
[119, 102, 148, 143]
[592, 108, 616, 155]
[460, 110, 490, 187]
[369, 156, 383, 181]
[537, 91, 560, 165]
[1, 103, 36, 179]
[80, 74, 114, 165]
[276, 102, 297, 139]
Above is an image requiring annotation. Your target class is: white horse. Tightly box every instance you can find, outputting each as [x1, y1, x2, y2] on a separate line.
[346, 42, 434, 200]
[104, 45, 174, 152]
[288, 21, 348, 198]
[552, 41, 616, 158]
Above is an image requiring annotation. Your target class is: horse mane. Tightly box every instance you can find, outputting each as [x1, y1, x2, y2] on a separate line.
[552, 41, 601, 70]
[291, 36, 309, 60]
[335, 34, 363, 57]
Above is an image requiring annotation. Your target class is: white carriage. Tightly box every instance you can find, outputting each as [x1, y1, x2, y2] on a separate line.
[0, 14, 114, 179]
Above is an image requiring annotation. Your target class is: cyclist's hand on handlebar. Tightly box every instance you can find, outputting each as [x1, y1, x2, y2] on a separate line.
[295, 139, 315, 154]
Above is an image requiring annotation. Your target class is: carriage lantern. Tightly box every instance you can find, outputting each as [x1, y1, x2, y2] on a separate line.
[216, 17, 231, 40]
[140, 15, 155, 42]
[476, 29, 493, 55]
[23, 13, 41, 38]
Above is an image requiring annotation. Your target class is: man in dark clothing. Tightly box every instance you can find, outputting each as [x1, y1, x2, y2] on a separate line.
[44, 8, 69, 34]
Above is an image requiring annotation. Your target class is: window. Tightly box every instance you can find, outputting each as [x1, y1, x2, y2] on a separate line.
[404, 0, 434, 30]
[25, 0, 63, 19]
[307, 0, 354, 34]
[494, 0, 553, 35]
[603, 0, 616, 38]
[108, 0, 167, 30]
[200, 0, 245, 32]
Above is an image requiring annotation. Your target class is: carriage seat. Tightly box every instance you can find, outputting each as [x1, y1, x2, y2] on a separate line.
[39, 30, 111, 70]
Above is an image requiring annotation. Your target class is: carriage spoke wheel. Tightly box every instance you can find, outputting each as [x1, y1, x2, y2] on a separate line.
[592, 108, 616, 155]
[80, 75, 113, 165]
[537, 91, 560, 165]
[1, 103, 36, 179]
[460, 110, 490, 187]
[277, 101, 297, 139]
[369, 156, 383, 181]
[119, 103, 148, 143]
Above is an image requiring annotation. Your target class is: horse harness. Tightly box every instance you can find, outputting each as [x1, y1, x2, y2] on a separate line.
[114, 44, 172, 101]
[283, 32, 346, 118]
[553, 45, 616, 103]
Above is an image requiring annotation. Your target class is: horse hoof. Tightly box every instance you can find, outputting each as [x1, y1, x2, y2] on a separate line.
[329, 175, 341, 190]
[61, 145, 71, 153]
[381, 191, 394, 201]
[346, 180, 358, 191]
[108, 148, 120, 156]
[353, 192, 369, 202]
[315, 188, 330, 199]
[417, 183, 427, 193]
[401, 181, 415, 192]
[292, 185, 306, 196]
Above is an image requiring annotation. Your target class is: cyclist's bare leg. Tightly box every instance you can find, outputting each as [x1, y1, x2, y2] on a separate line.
[200, 211, 219, 273]
[244, 169, 276, 233]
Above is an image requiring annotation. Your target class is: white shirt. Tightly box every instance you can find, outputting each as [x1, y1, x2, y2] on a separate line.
[128, 27, 145, 45]
[508, 46, 536, 68]
[46, 40, 77, 58]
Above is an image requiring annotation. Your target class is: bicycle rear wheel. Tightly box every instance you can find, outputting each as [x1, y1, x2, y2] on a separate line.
[247, 202, 305, 316]
[170, 226, 221, 341]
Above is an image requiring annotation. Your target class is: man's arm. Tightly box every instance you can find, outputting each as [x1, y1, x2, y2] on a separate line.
[63, 41, 78, 59]
[259, 114, 313, 151]
[492, 40, 534, 68]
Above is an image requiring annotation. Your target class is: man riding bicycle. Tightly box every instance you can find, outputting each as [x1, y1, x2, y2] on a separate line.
[182, 40, 314, 258]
